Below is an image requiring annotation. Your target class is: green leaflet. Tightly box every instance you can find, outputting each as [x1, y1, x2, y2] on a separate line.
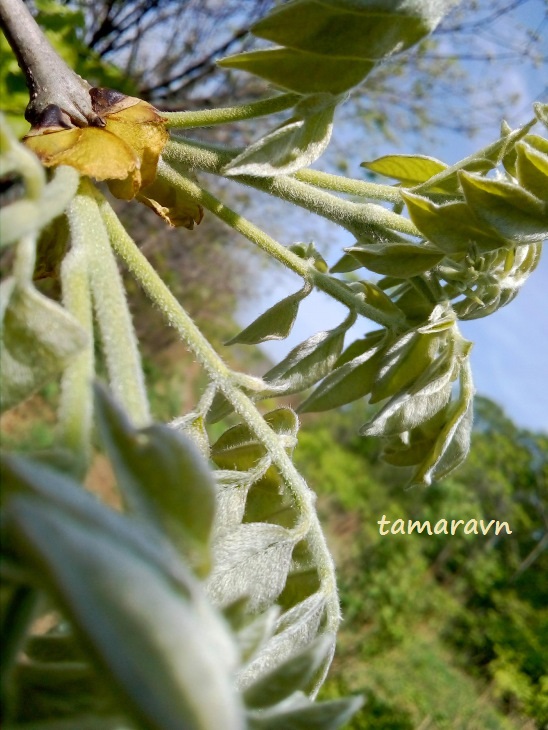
[459, 171, 548, 244]
[247, 691, 364, 730]
[361, 154, 448, 188]
[360, 380, 453, 437]
[226, 284, 312, 345]
[298, 346, 383, 413]
[220, 0, 457, 96]
[516, 140, 548, 203]
[417, 394, 474, 485]
[94, 386, 217, 575]
[0, 280, 88, 412]
[347, 280, 404, 324]
[211, 408, 299, 471]
[223, 95, 338, 177]
[263, 314, 354, 391]
[207, 522, 297, 612]
[243, 634, 334, 708]
[218, 48, 374, 95]
[1, 456, 244, 730]
[369, 330, 442, 404]
[251, 0, 431, 61]
[329, 251, 363, 273]
[384, 367, 474, 486]
[344, 242, 445, 277]
[401, 194, 508, 255]
[237, 593, 330, 700]
[409, 120, 536, 195]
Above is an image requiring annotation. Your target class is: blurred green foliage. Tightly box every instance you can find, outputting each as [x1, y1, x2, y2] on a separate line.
[296, 397, 548, 728]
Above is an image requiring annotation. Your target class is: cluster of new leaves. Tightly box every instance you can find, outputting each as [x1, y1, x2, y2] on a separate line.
[219, 0, 459, 177]
[1, 389, 361, 729]
[194, 103, 547, 487]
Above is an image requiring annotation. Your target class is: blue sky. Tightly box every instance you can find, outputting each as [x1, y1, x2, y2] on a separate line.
[235, 1, 547, 433]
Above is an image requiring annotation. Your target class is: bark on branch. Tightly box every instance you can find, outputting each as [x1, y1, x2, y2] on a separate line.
[0, 0, 103, 127]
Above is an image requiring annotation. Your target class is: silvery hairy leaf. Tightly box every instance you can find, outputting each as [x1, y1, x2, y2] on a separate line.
[247, 691, 364, 730]
[223, 95, 338, 178]
[516, 140, 548, 203]
[361, 380, 453, 437]
[345, 242, 445, 278]
[207, 523, 296, 612]
[94, 386, 216, 575]
[298, 345, 383, 413]
[402, 194, 508, 255]
[226, 284, 311, 345]
[459, 171, 548, 244]
[244, 634, 335, 708]
[1, 280, 87, 412]
[1, 456, 244, 730]
[264, 316, 353, 392]
[237, 593, 327, 693]
[219, 0, 458, 95]
[211, 408, 299, 471]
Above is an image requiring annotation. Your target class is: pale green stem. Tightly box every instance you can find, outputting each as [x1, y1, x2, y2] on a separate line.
[0, 166, 79, 249]
[77, 180, 150, 428]
[164, 139, 421, 238]
[162, 93, 299, 129]
[60, 200, 95, 465]
[157, 161, 404, 330]
[94, 189, 341, 632]
[12, 233, 36, 283]
[294, 168, 402, 204]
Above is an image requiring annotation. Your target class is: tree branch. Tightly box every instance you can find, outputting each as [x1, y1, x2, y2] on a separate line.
[0, 0, 103, 127]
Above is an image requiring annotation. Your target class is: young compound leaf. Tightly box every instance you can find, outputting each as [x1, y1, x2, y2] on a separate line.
[207, 523, 296, 612]
[223, 95, 337, 177]
[243, 634, 334, 709]
[94, 386, 216, 575]
[226, 284, 312, 345]
[344, 242, 444, 278]
[221, 0, 457, 96]
[1, 458, 244, 730]
[459, 171, 548, 244]
[1, 280, 88, 412]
